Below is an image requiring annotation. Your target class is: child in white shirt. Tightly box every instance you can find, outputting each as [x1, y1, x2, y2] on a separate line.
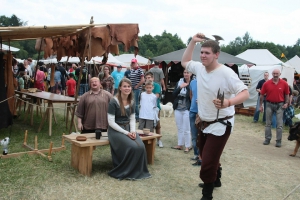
[138, 80, 157, 132]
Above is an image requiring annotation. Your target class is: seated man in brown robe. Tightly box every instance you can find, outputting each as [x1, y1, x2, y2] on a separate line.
[75, 77, 113, 133]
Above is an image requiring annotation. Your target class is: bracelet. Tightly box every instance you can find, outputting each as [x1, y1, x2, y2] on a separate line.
[228, 99, 231, 107]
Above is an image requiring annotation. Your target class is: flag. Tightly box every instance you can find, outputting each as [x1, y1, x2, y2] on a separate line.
[281, 53, 285, 58]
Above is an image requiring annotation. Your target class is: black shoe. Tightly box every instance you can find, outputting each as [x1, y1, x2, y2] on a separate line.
[192, 160, 202, 166]
[199, 180, 221, 188]
[191, 156, 199, 160]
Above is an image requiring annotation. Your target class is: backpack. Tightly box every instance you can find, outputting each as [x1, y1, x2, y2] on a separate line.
[81, 67, 88, 80]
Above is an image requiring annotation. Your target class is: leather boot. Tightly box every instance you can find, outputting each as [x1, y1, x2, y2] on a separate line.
[214, 167, 222, 187]
[199, 167, 222, 188]
[201, 183, 214, 200]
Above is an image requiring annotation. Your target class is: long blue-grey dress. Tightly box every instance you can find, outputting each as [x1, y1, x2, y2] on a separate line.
[107, 98, 151, 180]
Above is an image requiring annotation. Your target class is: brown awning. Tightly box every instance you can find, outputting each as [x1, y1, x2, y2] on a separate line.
[0, 24, 105, 41]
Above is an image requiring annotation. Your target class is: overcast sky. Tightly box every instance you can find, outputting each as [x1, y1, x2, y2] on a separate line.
[2, 0, 300, 46]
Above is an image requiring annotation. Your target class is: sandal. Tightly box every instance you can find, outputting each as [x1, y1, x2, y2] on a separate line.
[184, 147, 193, 153]
[171, 146, 182, 150]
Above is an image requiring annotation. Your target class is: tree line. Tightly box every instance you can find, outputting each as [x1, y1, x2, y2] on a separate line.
[1, 14, 300, 61]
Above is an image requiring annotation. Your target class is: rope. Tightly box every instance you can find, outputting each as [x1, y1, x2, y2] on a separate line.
[282, 183, 300, 200]
[0, 95, 15, 104]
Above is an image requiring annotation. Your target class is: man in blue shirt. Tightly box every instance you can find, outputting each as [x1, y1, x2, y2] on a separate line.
[111, 65, 125, 95]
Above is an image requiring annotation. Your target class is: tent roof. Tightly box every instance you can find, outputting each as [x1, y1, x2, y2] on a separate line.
[285, 55, 300, 73]
[114, 54, 149, 66]
[0, 24, 106, 41]
[152, 44, 254, 65]
[40, 53, 124, 65]
[236, 49, 283, 66]
[0, 44, 19, 52]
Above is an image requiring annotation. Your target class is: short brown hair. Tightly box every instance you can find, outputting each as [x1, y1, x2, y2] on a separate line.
[145, 71, 153, 78]
[27, 58, 33, 62]
[145, 80, 153, 86]
[201, 40, 220, 54]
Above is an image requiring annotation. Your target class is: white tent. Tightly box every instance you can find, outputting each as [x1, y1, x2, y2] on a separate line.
[0, 44, 19, 52]
[239, 64, 295, 107]
[114, 54, 150, 67]
[237, 49, 285, 66]
[40, 53, 124, 66]
[285, 55, 300, 73]
[85, 53, 124, 65]
[237, 49, 295, 107]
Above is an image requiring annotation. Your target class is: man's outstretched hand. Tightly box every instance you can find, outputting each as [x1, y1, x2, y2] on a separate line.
[192, 33, 206, 43]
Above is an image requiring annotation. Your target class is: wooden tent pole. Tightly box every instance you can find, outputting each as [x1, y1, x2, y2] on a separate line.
[34, 37, 43, 85]
[68, 17, 93, 134]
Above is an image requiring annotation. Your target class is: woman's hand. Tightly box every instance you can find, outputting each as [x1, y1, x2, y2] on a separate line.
[127, 132, 136, 140]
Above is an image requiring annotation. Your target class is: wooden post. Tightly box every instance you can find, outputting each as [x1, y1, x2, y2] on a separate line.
[69, 17, 94, 134]
[62, 133, 65, 147]
[48, 142, 53, 161]
[24, 130, 28, 145]
[34, 37, 43, 85]
[34, 135, 38, 151]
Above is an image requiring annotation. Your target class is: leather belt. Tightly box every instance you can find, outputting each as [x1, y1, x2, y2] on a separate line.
[266, 101, 284, 104]
[200, 116, 233, 131]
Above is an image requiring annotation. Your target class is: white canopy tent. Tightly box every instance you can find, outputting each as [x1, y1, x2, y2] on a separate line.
[285, 55, 300, 73]
[85, 53, 124, 65]
[0, 44, 20, 52]
[237, 49, 287, 66]
[40, 53, 124, 66]
[239, 64, 295, 107]
[114, 54, 150, 67]
[237, 49, 295, 107]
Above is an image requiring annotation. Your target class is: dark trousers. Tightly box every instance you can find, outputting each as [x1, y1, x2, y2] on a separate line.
[198, 125, 231, 183]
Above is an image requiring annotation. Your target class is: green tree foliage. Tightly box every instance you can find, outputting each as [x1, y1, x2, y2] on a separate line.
[221, 32, 300, 60]
[0, 14, 26, 26]
[0, 14, 40, 59]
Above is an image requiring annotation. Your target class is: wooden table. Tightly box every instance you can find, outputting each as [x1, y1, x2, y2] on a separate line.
[63, 131, 162, 176]
[15, 91, 78, 136]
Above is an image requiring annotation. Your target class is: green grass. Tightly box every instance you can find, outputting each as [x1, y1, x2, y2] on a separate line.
[1, 107, 300, 199]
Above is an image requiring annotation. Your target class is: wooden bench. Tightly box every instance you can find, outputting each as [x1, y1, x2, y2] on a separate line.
[63, 131, 162, 176]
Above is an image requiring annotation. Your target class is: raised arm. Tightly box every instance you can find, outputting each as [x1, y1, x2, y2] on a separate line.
[181, 33, 206, 68]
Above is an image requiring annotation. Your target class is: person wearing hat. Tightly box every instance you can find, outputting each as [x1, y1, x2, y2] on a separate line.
[129, 58, 144, 121]
[111, 65, 125, 95]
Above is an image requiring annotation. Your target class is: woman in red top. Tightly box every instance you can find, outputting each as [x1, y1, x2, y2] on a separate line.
[34, 67, 46, 91]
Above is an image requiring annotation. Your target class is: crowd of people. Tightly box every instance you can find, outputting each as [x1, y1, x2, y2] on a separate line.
[14, 36, 300, 199]
[70, 35, 249, 200]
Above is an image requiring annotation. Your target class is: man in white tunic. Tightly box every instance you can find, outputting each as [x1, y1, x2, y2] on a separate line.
[181, 33, 249, 200]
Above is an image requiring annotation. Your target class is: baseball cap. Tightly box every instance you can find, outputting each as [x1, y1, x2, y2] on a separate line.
[117, 65, 122, 68]
[131, 58, 138, 63]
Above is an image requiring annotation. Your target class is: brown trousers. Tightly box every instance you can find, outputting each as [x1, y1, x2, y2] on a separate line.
[198, 124, 231, 183]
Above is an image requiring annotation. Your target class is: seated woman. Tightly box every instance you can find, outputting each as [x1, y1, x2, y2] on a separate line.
[107, 78, 151, 180]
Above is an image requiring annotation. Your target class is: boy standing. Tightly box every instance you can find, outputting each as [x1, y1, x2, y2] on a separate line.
[66, 73, 76, 97]
[138, 80, 158, 132]
[144, 72, 163, 147]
